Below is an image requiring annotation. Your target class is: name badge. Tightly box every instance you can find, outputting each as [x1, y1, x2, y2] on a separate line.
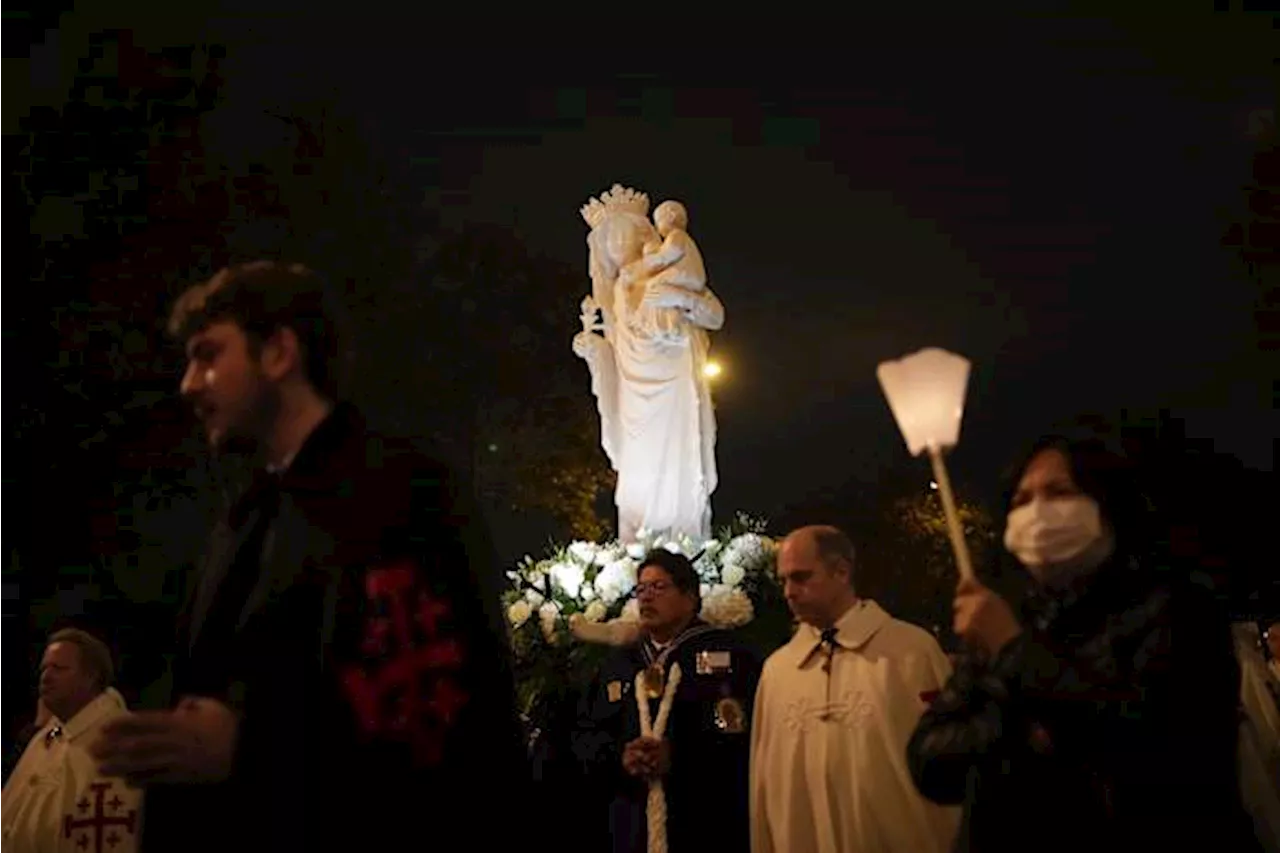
[695, 650, 732, 675]
[607, 680, 623, 703]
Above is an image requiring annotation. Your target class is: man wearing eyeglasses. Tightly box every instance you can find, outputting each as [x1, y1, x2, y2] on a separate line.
[573, 549, 762, 853]
[2, 628, 143, 852]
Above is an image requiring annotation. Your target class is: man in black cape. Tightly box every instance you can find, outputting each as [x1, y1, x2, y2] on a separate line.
[92, 262, 528, 851]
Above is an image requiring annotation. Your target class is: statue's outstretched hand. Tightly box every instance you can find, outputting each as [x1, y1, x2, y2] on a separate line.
[572, 330, 600, 360]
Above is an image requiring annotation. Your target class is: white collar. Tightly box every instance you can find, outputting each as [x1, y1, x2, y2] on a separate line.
[793, 599, 891, 667]
[52, 688, 126, 743]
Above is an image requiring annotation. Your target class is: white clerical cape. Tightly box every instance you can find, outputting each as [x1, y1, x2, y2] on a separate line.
[2, 689, 143, 853]
[1234, 624, 1280, 852]
[750, 600, 960, 853]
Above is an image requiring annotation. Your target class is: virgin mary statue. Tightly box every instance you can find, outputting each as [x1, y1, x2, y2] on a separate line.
[572, 185, 724, 543]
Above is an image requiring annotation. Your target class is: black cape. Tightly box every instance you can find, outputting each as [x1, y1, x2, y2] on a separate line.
[142, 403, 528, 852]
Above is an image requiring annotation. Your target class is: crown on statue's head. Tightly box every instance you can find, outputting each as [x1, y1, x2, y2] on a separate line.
[581, 184, 650, 229]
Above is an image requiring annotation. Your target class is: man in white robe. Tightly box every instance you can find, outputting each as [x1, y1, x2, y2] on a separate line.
[2, 628, 142, 853]
[750, 526, 960, 853]
[1236, 621, 1280, 851]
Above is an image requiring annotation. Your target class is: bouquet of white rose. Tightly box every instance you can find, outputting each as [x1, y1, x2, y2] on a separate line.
[503, 513, 792, 733]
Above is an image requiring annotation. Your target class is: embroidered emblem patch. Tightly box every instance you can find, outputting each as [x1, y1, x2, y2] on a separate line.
[340, 562, 470, 766]
[714, 697, 746, 733]
[63, 781, 137, 853]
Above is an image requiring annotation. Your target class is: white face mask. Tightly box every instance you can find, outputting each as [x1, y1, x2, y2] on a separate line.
[1003, 496, 1107, 574]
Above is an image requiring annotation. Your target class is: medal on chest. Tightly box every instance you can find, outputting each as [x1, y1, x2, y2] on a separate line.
[643, 663, 666, 699]
[714, 697, 746, 733]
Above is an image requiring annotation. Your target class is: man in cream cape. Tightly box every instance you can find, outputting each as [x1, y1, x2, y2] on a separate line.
[3, 628, 142, 853]
[750, 526, 959, 853]
[1235, 621, 1280, 851]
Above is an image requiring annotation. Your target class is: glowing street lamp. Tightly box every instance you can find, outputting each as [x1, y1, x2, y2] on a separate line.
[703, 360, 723, 381]
[876, 347, 975, 582]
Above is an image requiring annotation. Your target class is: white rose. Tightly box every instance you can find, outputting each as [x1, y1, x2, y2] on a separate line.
[568, 541, 598, 565]
[721, 533, 776, 572]
[506, 600, 532, 629]
[594, 557, 637, 606]
[701, 585, 754, 629]
[662, 540, 683, 554]
[580, 582, 596, 603]
[620, 598, 641, 622]
[721, 562, 746, 588]
[625, 542, 647, 560]
[524, 587, 546, 606]
[539, 602, 561, 643]
[549, 562, 585, 599]
[584, 600, 608, 623]
[594, 544, 623, 566]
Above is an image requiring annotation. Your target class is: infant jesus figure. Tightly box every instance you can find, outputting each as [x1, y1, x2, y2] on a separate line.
[621, 200, 707, 345]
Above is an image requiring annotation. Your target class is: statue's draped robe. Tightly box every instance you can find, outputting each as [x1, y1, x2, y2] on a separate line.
[750, 601, 960, 853]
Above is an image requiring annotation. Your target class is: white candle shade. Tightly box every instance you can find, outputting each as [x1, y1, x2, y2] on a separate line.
[876, 347, 972, 457]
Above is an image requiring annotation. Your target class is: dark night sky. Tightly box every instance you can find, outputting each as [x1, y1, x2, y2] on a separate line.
[10, 15, 1278, 483]
[11, 8, 1276, 523]
[10, 9, 1275, 513]
[407, 18, 1277, 520]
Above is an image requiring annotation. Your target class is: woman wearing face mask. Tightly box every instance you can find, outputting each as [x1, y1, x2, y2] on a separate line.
[906, 434, 1260, 853]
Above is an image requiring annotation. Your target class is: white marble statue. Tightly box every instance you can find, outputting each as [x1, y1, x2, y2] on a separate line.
[573, 184, 724, 543]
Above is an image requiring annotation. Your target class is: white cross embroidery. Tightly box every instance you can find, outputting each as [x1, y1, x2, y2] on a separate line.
[784, 689, 876, 733]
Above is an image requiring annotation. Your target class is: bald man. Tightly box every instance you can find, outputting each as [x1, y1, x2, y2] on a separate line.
[749, 526, 959, 853]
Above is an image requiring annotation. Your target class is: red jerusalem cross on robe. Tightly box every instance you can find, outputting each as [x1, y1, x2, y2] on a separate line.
[340, 561, 470, 765]
[63, 781, 138, 853]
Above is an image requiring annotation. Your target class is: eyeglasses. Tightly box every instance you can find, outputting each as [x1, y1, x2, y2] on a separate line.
[634, 581, 673, 597]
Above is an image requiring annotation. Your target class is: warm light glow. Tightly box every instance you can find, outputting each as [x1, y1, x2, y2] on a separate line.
[703, 361, 723, 380]
[929, 481, 939, 491]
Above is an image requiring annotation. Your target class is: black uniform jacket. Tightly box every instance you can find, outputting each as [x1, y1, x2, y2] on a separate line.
[574, 620, 761, 853]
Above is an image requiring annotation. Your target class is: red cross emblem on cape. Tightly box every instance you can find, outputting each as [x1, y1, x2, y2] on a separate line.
[340, 562, 470, 766]
[63, 781, 137, 853]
